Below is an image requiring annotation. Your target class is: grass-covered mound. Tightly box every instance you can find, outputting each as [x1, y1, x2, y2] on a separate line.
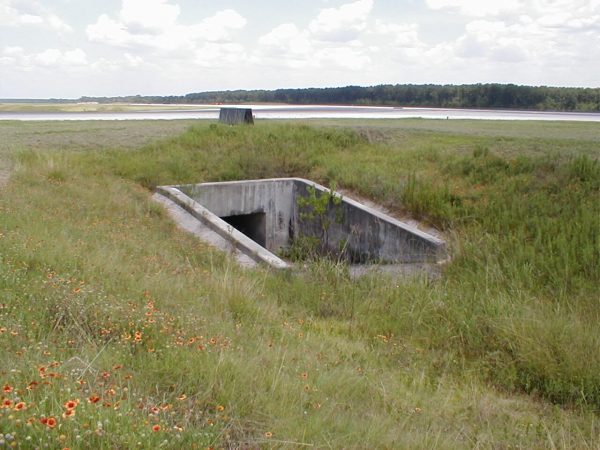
[0, 120, 598, 448]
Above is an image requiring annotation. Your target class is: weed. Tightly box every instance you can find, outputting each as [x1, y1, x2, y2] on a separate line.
[0, 120, 599, 448]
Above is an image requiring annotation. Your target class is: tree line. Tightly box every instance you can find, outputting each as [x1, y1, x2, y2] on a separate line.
[79, 83, 600, 112]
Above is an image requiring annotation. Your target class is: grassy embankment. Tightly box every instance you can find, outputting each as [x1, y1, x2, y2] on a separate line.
[0, 119, 599, 448]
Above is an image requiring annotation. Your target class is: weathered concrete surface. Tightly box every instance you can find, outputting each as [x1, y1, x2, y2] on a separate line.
[178, 179, 297, 253]
[157, 178, 446, 269]
[156, 185, 289, 269]
[294, 181, 445, 263]
[152, 192, 258, 268]
[219, 108, 254, 125]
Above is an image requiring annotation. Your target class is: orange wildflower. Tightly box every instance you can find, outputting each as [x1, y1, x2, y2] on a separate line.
[64, 399, 79, 410]
[88, 395, 100, 404]
[152, 424, 161, 432]
[62, 409, 76, 419]
[2, 399, 13, 408]
[2, 384, 13, 393]
[45, 416, 57, 428]
[265, 431, 273, 438]
[14, 401, 26, 411]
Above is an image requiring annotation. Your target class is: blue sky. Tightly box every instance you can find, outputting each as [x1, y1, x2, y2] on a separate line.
[1, 0, 599, 98]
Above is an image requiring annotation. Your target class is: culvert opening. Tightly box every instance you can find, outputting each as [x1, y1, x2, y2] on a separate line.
[155, 178, 447, 271]
[221, 212, 266, 248]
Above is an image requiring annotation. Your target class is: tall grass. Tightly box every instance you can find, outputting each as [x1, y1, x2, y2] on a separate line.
[1, 121, 599, 448]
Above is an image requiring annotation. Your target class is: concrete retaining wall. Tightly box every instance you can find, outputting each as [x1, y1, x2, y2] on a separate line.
[159, 178, 446, 268]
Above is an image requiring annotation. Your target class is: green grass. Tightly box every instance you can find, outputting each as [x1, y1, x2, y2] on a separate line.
[0, 120, 599, 449]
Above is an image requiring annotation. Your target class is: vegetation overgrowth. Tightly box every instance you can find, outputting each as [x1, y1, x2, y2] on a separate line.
[0, 119, 599, 448]
[78, 83, 600, 112]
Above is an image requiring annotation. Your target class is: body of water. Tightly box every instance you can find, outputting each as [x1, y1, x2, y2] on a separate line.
[1, 104, 600, 122]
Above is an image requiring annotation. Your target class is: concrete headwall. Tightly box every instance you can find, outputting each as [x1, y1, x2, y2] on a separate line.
[169, 178, 446, 265]
[179, 179, 296, 252]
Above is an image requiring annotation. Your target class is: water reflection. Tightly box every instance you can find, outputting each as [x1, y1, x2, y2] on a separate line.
[1, 105, 599, 122]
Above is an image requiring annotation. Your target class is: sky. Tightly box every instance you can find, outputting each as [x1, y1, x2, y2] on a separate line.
[1, 0, 599, 98]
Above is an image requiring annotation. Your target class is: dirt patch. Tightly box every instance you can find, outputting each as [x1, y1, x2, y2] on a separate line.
[0, 160, 11, 187]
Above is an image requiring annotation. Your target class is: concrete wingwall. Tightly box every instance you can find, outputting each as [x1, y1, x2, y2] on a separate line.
[293, 181, 445, 263]
[174, 178, 446, 264]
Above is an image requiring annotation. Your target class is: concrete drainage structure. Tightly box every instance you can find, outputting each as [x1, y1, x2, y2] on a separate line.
[155, 178, 446, 272]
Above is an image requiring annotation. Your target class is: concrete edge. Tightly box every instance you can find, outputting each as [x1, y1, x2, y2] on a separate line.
[155, 186, 290, 270]
[175, 177, 447, 258]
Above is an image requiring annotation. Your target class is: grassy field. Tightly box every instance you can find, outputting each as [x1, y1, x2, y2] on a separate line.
[0, 118, 599, 449]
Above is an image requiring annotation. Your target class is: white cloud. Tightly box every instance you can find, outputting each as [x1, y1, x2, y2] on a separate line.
[1, 46, 87, 71]
[86, 2, 247, 57]
[124, 52, 143, 67]
[0, 0, 71, 31]
[374, 21, 422, 48]
[4, 0, 600, 97]
[454, 20, 531, 62]
[259, 23, 311, 57]
[86, 14, 144, 49]
[257, 0, 380, 71]
[0, 1, 41, 25]
[425, 0, 523, 17]
[425, 0, 600, 29]
[34, 48, 87, 67]
[194, 42, 247, 67]
[309, 0, 373, 41]
[199, 9, 247, 42]
[119, 0, 180, 31]
[316, 46, 370, 69]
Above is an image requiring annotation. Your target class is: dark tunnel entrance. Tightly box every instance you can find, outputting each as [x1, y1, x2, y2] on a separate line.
[221, 212, 267, 248]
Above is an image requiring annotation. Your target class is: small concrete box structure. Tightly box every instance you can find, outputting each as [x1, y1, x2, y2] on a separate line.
[219, 108, 254, 125]
[156, 178, 446, 269]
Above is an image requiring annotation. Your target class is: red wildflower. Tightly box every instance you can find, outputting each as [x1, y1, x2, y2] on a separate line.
[46, 416, 57, 428]
[64, 399, 79, 410]
[14, 401, 26, 411]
